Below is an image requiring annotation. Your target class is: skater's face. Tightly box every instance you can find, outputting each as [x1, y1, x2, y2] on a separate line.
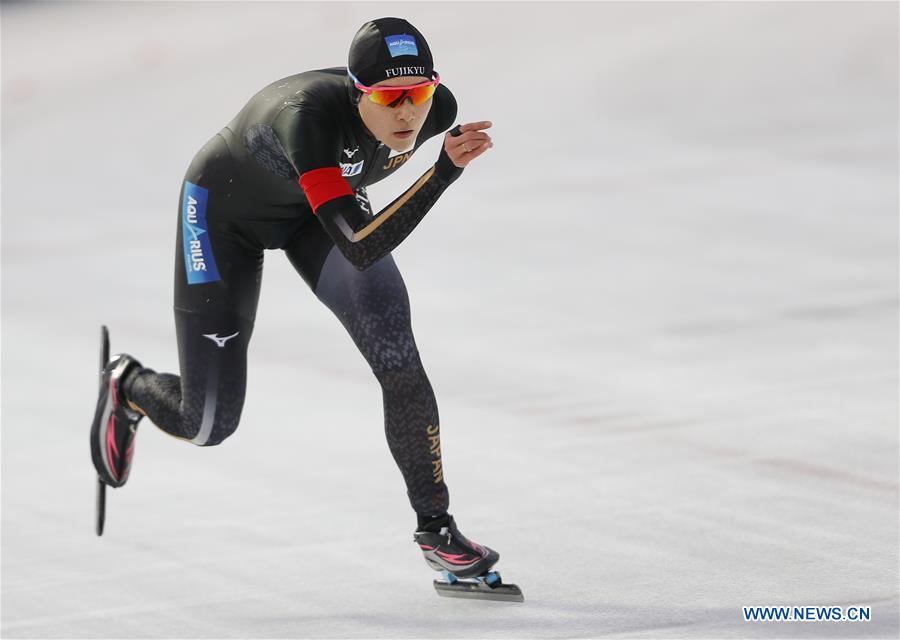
[357, 75, 434, 152]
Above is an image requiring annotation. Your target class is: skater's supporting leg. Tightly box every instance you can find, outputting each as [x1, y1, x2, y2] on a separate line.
[284, 220, 450, 517]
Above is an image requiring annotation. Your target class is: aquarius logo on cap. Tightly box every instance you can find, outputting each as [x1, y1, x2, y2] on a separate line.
[385, 34, 418, 57]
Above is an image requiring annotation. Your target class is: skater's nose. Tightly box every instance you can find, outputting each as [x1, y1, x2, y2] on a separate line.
[396, 100, 416, 122]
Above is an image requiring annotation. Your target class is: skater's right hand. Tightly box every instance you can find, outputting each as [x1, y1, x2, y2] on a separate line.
[444, 121, 493, 168]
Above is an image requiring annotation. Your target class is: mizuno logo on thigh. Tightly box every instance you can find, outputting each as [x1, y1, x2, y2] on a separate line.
[203, 332, 240, 347]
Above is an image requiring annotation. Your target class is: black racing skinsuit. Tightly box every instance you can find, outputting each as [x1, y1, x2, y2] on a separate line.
[123, 67, 463, 518]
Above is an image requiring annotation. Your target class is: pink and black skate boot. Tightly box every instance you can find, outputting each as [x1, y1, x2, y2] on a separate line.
[413, 514, 523, 601]
[89, 352, 143, 488]
[414, 514, 500, 578]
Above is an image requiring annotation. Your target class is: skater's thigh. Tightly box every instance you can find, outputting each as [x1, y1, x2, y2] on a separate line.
[174, 133, 263, 323]
[282, 211, 340, 292]
[284, 216, 409, 314]
[285, 223, 420, 372]
[170, 136, 263, 444]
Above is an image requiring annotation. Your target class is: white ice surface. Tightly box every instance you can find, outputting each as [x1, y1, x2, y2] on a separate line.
[1, 2, 898, 638]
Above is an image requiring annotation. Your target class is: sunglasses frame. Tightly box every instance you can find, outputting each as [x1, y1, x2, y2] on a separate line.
[348, 69, 441, 106]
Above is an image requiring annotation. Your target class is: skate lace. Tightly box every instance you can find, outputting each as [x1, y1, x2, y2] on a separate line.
[439, 526, 452, 546]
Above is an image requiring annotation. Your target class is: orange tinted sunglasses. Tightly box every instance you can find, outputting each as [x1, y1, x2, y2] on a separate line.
[349, 70, 440, 108]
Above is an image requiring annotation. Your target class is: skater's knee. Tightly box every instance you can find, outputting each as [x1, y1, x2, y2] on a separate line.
[185, 414, 241, 447]
[373, 359, 431, 394]
[197, 426, 237, 446]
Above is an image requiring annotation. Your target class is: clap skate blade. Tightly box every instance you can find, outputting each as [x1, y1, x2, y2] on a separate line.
[433, 569, 524, 603]
[96, 325, 110, 536]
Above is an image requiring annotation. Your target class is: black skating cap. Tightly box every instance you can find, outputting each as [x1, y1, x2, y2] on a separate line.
[348, 17, 434, 86]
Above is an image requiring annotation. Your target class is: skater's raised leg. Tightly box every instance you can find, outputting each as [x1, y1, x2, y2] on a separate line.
[94, 136, 264, 471]
[124, 307, 256, 446]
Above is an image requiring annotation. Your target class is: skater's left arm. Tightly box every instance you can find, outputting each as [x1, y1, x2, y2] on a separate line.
[304, 123, 491, 271]
[285, 87, 492, 270]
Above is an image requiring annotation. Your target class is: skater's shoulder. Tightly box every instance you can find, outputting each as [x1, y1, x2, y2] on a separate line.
[260, 67, 353, 109]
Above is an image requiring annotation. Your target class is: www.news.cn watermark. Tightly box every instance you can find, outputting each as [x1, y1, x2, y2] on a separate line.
[743, 605, 871, 622]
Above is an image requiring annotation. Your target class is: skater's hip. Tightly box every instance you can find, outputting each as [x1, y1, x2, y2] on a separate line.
[179, 132, 315, 249]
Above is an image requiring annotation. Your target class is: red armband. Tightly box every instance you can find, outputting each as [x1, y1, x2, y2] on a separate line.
[298, 167, 354, 212]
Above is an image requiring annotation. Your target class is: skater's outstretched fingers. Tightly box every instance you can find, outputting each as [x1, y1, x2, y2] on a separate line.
[453, 121, 492, 149]
[445, 121, 494, 168]
[458, 121, 493, 135]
